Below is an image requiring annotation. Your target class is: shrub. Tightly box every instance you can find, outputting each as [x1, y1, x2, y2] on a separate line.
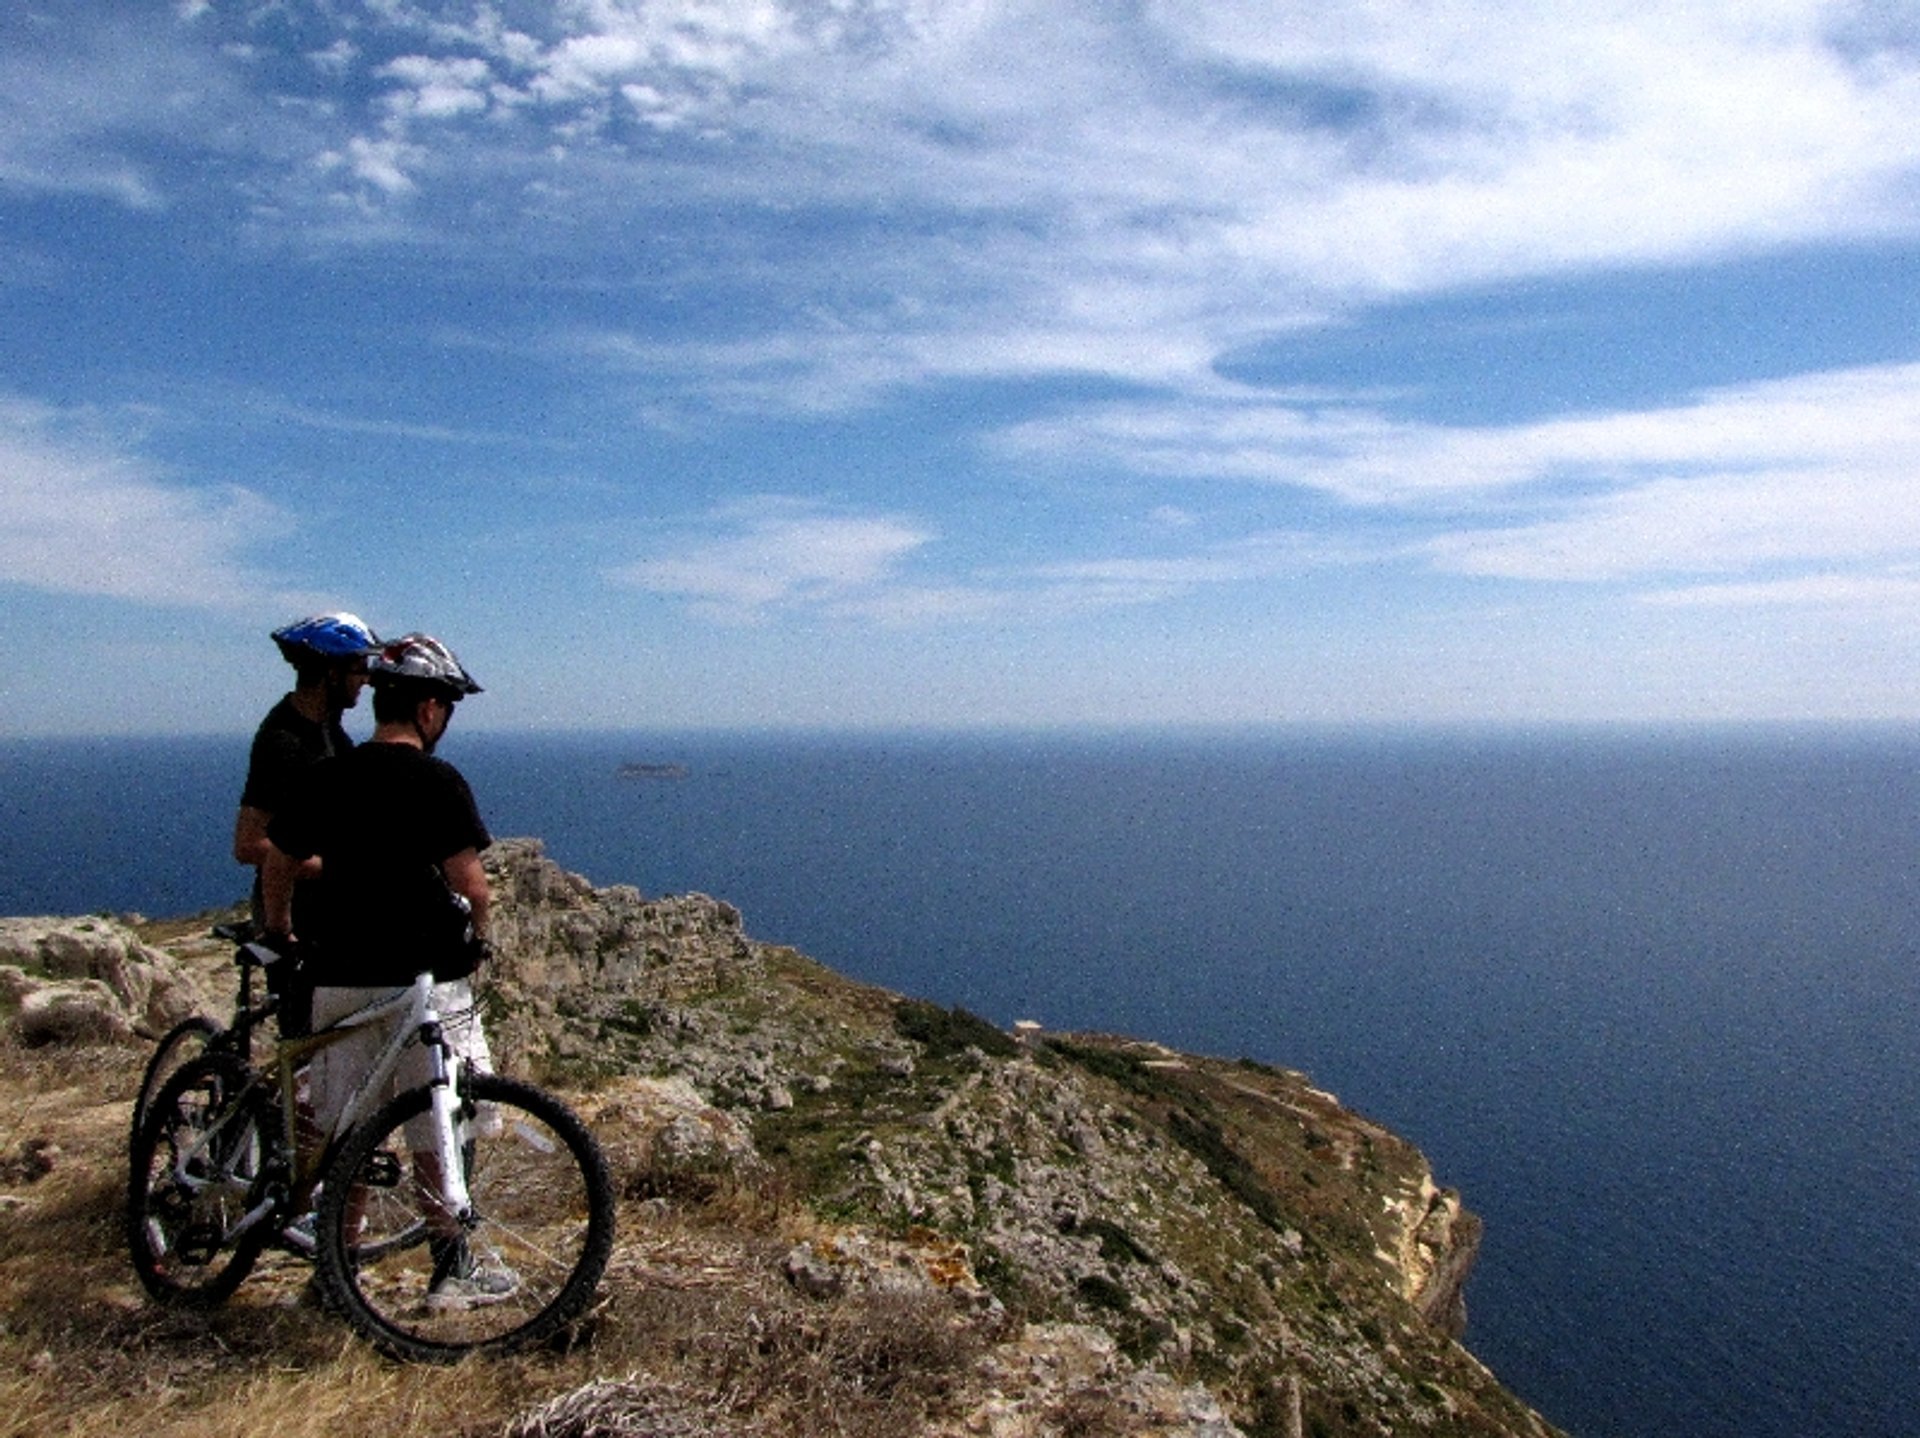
[1076, 1272, 1134, 1313]
[1166, 1108, 1289, 1232]
[893, 999, 1019, 1059]
[1044, 1038, 1169, 1100]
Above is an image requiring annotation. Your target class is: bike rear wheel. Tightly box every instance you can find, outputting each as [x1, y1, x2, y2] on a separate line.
[127, 1054, 276, 1306]
[130, 1014, 224, 1153]
[313, 1073, 615, 1361]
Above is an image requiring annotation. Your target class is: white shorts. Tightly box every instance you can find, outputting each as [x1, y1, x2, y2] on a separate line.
[308, 978, 493, 1141]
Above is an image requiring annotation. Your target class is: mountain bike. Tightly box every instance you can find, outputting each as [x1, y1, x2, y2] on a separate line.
[127, 960, 616, 1361]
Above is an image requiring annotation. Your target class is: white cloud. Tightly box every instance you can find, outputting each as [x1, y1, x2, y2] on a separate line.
[310, 39, 357, 75]
[1036, 530, 1353, 591]
[381, 55, 495, 120]
[9, 3, 1920, 729]
[1028, 360, 1920, 500]
[1425, 462, 1920, 583]
[608, 359, 1920, 630]
[497, 1, 1920, 408]
[1642, 572, 1920, 608]
[13, 4, 1920, 413]
[612, 494, 1374, 628]
[319, 135, 424, 195]
[43, 11, 1915, 289]
[999, 360, 1920, 595]
[1415, 365, 1920, 583]
[0, 397, 293, 609]
[613, 498, 935, 621]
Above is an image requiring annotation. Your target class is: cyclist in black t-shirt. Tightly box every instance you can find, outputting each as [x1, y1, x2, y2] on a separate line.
[233, 613, 382, 1052]
[233, 613, 383, 940]
[266, 720, 491, 985]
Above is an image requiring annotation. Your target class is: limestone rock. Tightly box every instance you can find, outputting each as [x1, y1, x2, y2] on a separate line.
[782, 1227, 997, 1312]
[478, 839, 760, 1069]
[13, 980, 134, 1046]
[944, 1324, 1248, 1438]
[577, 1074, 760, 1195]
[0, 916, 205, 1044]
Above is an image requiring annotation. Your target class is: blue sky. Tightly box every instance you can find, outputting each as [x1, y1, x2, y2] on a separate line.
[4, 1, 1920, 735]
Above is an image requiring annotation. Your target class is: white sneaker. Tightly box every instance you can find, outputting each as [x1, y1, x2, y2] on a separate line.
[281, 1210, 317, 1255]
[425, 1237, 519, 1310]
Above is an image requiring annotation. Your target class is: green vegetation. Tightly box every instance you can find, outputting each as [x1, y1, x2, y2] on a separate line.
[1165, 1108, 1291, 1234]
[1075, 1272, 1132, 1313]
[600, 998, 659, 1038]
[1043, 1037, 1170, 1099]
[891, 998, 1020, 1059]
[1073, 1215, 1155, 1266]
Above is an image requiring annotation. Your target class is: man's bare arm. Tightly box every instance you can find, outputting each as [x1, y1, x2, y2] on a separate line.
[233, 805, 271, 866]
[237, 806, 322, 878]
[261, 843, 301, 936]
[442, 848, 491, 941]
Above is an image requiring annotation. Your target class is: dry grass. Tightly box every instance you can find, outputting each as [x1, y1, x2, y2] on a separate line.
[0, 1040, 990, 1438]
[1044, 1388, 1141, 1438]
[595, 1269, 989, 1436]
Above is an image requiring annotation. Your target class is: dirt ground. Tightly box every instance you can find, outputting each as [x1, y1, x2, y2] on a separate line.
[0, 1038, 994, 1438]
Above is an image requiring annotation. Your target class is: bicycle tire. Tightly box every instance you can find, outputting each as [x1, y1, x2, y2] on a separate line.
[313, 1073, 615, 1361]
[127, 1053, 277, 1306]
[129, 1015, 224, 1153]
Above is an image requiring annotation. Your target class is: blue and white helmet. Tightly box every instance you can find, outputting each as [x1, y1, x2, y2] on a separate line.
[369, 632, 483, 698]
[271, 612, 382, 663]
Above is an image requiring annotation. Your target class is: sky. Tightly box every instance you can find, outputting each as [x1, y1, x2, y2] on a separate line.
[4, 0, 1920, 736]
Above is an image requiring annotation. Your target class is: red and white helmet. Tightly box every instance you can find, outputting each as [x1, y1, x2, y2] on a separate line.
[369, 633, 483, 698]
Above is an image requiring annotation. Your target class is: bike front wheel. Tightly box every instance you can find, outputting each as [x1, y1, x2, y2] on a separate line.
[313, 1073, 615, 1361]
[127, 1053, 275, 1306]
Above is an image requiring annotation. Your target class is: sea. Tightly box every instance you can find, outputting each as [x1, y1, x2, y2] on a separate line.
[3, 725, 1917, 1438]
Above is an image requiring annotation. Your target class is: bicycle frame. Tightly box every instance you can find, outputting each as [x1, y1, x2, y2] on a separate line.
[166, 972, 474, 1241]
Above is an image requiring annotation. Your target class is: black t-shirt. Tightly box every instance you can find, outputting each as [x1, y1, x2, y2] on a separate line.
[240, 695, 352, 930]
[241, 695, 352, 809]
[268, 741, 491, 986]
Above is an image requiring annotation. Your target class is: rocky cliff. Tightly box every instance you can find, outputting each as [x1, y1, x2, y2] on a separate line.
[0, 838, 1562, 1438]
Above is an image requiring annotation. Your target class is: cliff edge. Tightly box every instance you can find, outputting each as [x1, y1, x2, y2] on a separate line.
[0, 838, 1561, 1438]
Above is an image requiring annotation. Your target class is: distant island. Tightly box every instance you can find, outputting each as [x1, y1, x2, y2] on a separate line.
[617, 762, 690, 780]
